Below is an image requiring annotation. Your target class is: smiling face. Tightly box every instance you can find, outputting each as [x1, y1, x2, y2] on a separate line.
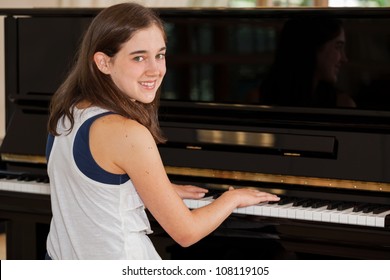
[94, 24, 166, 104]
[315, 29, 348, 84]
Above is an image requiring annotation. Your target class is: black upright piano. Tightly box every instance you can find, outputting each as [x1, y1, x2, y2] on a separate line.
[0, 7, 390, 260]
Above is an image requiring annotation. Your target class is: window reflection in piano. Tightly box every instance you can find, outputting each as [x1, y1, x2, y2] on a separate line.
[161, 18, 278, 103]
[159, 16, 390, 111]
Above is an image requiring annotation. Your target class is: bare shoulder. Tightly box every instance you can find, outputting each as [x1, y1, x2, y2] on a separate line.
[89, 114, 157, 174]
[91, 114, 154, 145]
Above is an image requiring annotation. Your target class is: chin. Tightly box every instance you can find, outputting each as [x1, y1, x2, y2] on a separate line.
[325, 73, 338, 84]
[143, 94, 157, 103]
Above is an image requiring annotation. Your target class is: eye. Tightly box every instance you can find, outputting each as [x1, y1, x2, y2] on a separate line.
[156, 53, 166, 60]
[335, 42, 345, 51]
[133, 56, 145, 62]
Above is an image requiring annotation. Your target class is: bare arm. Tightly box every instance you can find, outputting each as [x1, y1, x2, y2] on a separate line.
[91, 116, 279, 247]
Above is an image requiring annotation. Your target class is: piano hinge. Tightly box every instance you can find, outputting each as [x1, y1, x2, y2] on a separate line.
[1, 153, 47, 164]
[164, 166, 390, 193]
[186, 145, 202, 150]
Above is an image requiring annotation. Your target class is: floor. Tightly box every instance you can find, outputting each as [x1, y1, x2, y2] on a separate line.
[0, 233, 5, 259]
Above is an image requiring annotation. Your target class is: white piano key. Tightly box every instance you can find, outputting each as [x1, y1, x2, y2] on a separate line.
[321, 209, 333, 222]
[295, 207, 306, 220]
[261, 203, 273, 217]
[287, 207, 296, 218]
[236, 204, 256, 215]
[181, 195, 390, 229]
[245, 204, 255, 215]
[183, 198, 195, 208]
[252, 202, 266, 216]
[366, 214, 377, 227]
[267, 203, 293, 218]
[304, 207, 314, 221]
[235, 207, 245, 214]
[311, 206, 329, 221]
[336, 208, 355, 224]
[364, 212, 385, 227]
[375, 210, 390, 227]
[287, 205, 303, 219]
[0, 178, 50, 195]
[357, 212, 370, 226]
[346, 212, 360, 225]
[270, 204, 281, 217]
[278, 203, 294, 218]
[183, 196, 214, 209]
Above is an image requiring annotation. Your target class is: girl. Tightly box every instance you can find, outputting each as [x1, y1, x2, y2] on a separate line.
[46, 2, 279, 260]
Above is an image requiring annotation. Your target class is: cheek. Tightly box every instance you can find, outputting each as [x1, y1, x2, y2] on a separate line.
[159, 63, 167, 77]
[316, 56, 333, 80]
[326, 48, 343, 64]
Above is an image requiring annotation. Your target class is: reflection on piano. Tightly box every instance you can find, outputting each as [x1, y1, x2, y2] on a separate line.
[1, 7, 390, 259]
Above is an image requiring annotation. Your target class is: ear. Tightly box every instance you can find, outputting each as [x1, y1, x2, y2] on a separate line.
[93, 52, 111, 74]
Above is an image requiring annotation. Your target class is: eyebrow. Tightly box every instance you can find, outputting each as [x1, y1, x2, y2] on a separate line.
[129, 47, 166, 55]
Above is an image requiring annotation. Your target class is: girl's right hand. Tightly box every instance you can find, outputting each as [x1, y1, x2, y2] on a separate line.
[223, 186, 280, 208]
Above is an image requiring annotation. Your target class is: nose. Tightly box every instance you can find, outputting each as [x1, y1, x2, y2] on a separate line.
[341, 50, 348, 63]
[145, 58, 160, 76]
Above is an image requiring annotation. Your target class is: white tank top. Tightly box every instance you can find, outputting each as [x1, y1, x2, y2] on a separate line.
[46, 106, 161, 259]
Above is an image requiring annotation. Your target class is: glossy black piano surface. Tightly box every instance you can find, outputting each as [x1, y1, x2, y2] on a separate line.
[1, 7, 390, 259]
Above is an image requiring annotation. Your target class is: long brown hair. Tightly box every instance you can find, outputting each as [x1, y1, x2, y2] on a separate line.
[48, 2, 166, 143]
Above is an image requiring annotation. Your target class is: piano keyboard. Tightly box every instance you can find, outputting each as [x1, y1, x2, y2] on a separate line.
[184, 195, 390, 228]
[2, 173, 389, 229]
[0, 176, 50, 195]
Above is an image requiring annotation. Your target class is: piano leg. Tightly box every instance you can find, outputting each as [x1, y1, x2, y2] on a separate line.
[0, 191, 51, 260]
[2, 217, 50, 260]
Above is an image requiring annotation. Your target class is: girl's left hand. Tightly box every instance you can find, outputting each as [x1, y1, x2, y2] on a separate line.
[172, 183, 208, 199]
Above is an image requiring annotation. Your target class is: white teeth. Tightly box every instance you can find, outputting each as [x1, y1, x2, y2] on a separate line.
[140, 81, 155, 88]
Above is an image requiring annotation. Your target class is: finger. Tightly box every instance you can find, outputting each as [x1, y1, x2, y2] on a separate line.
[181, 185, 209, 192]
[258, 193, 280, 201]
[184, 191, 206, 199]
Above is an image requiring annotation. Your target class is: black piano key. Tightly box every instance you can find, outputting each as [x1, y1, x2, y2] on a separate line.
[19, 175, 35, 182]
[362, 204, 378, 213]
[337, 202, 355, 211]
[292, 198, 308, 207]
[373, 205, 390, 214]
[353, 203, 372, 212]
[6, 174, 19, 180]
[302, 199, 315, 208]
[327, 201, 344, 210]
[278, 196, 296, 205]
[0, 170, 24, 179]
[35, 175, 50, 183]
[268, 200, 279, 204]
[42, 177, 50, 184]
[312, 200, 330, 209]
[212, 193, 222, 199]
